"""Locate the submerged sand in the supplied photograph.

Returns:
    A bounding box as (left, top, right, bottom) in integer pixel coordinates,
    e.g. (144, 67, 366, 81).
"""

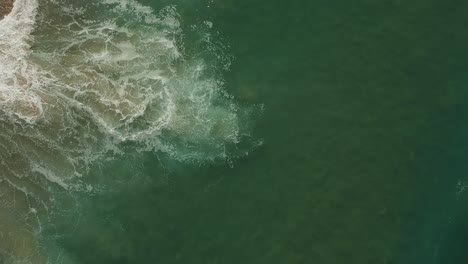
(0, 0, 14, 19)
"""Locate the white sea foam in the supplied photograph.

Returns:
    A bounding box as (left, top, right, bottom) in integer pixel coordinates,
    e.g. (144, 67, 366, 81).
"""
(0, 0, 260, 261)
(0, 0, 255, 189)
(0, 0, 41, 124)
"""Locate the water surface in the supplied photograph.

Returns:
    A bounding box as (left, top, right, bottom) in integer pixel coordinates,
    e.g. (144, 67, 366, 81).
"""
(1, 0, 468, 263)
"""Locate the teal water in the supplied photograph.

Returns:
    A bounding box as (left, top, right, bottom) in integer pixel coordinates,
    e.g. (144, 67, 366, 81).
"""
(2, 0, 468, 263)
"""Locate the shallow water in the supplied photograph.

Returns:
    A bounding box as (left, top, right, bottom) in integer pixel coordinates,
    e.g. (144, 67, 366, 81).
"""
(2, 0, 468, 263)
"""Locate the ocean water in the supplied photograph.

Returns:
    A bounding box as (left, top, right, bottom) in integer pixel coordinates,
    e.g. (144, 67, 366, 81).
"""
(1, 0, 468, 263)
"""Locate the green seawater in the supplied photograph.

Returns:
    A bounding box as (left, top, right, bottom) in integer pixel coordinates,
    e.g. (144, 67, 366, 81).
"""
(2, 0, 468, 263)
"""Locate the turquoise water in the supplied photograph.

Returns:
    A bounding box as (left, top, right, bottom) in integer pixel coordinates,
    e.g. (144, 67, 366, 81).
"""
(2, 0, 468, 263)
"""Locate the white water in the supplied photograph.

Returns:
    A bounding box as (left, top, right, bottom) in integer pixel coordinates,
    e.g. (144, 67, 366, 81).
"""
(0, 0, 260, 262)
(1, 0, 256, 190)
(0, 0, 41, 124)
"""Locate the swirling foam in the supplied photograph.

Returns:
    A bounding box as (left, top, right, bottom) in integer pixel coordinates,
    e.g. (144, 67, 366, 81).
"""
(0, 0, 260, 262)
(1, 0, 259, 192)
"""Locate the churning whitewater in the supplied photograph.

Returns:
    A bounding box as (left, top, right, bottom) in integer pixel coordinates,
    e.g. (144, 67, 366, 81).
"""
(1, 0, 257, 189)
(0, 0, 259, 262)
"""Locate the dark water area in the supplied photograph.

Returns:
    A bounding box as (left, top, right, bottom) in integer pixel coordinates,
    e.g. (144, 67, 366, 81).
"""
(0, 0, 14, 19)
(12, 0, 468, 263)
